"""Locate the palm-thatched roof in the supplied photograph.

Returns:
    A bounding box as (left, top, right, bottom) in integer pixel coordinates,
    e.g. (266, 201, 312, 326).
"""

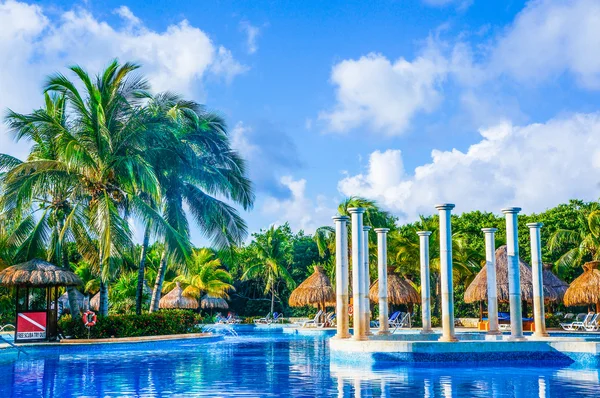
(464, 246, 558, 303)
(200, 294, 228, 309)
(0, 259, 82, 287)
(369, 270, 420, 305)
(543, 264, 569, 302)
(58, 289, 86, 312)
(564, 261, 600, 307)
(159, 282, 198, 309)
(90, 292, 99, 311)
(289, 266, 335, 308)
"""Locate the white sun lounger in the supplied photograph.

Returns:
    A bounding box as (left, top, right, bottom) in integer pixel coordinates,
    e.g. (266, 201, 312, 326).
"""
(561, 313, 593, 331)
(584, 314, 600, 332)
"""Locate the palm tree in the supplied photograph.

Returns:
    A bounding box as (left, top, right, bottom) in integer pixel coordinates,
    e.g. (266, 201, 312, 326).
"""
(146, 93, 254, 312)
(163, 248, 234, 305)
(242, 225, 295, 314)
(548, 207, 600, 272)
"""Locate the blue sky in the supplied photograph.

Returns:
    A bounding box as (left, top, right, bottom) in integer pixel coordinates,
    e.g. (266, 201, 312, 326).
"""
(2, 0, 600, 246)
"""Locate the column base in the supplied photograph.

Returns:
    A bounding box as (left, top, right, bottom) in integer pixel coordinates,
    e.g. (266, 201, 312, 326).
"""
(438, 335, 458, 342)
(352, 335, 368, 341)
(486, 330, 503, 336)
(377, 330, 391, 336)
(507, 335, 527, 341)
(333, 333, 352, 340)
(532, 332, 550, 338)
(420, 329, 435, 334)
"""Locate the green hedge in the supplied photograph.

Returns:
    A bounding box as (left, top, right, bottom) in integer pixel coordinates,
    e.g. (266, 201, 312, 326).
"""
(58, 309, 203, 339)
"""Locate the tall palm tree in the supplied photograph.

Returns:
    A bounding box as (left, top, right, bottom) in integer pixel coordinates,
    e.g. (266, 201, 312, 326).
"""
(242, 225, 295, 314)
(548, 207, 600, 272)
(163, 248, 234, 304)
(146, 93, 254, 312)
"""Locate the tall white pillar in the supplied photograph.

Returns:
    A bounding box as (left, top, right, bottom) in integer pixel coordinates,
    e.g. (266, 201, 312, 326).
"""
(502, 207, 525, 340)
(528, 222, 548, 337)
(363, 226, 372, 336)
(417, 231, 433, 334)
(375, 228, 390, 335)
(482, 228, 501, 335)
(333, 215, 351, 339)
(436, 204, 457, 342)
(348, 207, 366, 340)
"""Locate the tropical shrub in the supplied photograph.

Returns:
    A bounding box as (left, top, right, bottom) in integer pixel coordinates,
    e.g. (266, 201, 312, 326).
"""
(58, 309, 202, 339)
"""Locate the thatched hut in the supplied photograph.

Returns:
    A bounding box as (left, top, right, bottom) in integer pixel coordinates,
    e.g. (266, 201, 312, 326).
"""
(0, 259, 82, 342)
(289, 266, 335, 311)
(200, 294, 228, 310)
(464, 246, 558, 304)
(58, 289, 86, 314)
(368, 270, 420, 305)
(543, 264, 569, 302)
(90, 292, 100, 311)
(564, 261, 600, 313)
(159, 282, 198, 309)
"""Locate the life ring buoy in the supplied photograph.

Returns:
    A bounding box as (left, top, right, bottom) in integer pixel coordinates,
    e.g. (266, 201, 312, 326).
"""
(348, 305, 353, 316)
(83, 310, 97, 327)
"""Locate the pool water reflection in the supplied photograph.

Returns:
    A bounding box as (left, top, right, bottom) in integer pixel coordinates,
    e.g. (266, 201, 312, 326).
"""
(1, 329, 600, 397)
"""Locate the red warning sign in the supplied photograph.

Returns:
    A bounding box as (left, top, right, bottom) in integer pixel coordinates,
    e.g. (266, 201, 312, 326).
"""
(17, 312, 47, 340)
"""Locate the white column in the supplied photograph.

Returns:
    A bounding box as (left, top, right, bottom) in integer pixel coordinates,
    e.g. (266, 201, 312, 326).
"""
(417, 231, 433, 334)
(528, 222, 548, 337)
(333, 215, 351, 339)
(375, 228, 390, 335)
(502, 207, 525, 340)
(436, 203, 457, 342)
(363, 226, 372, 336)
(348, 207, 366, 340)
(482, 228, 501, 335)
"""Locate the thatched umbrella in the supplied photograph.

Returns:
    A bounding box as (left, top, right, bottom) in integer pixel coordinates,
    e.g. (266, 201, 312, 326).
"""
(200, 294, 228, 310)
(0, 259, 81, 287)
(58, 289, 86, 313)
(464, 245, 558, 304)
(368, 270, 420, 305)
(289, 266, 335, 311)
(564, 261, 600, 313)
(159, 282, 198, 309)
(543, 264, 569, 302)
(90, 292, 100, 311)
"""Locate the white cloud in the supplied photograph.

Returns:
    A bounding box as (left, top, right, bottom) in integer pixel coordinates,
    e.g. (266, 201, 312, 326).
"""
(338, 113, 600, 221)
(0, 1, 246, 158)
(490, 0, 600, 89)
(262, 176, 337, 233)
(240, 20, 260, 54)
(422, 0, 472, 10)
(319, 44, 448, 135)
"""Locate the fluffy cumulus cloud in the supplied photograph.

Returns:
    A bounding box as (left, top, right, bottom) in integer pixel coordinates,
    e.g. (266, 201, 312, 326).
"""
(338, 113, 600, 221)
(490, 0, 600, 89)
(239, 20, 260, 54)
(0, 1, 246, 158)
(319, 45, 448, 135)
(231, 121, 302, 198)
(261, 176, 337, 233)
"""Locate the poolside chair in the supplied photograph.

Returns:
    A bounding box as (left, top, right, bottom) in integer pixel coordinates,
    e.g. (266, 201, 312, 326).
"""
(563, 313, 575, 320)
(254, 313, 272, 325)
(319, 313, 335, 328)
(584, 314, 600, 332)
(302, 310, 324, 328)
(560, 312, 593, 331)
(389, 312, 405, 329)
(217, 314, 233, 324)
(271, 312, 283, 323)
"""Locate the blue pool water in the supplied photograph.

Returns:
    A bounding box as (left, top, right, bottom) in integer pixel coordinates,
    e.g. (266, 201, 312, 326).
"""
(1, 328, 600, 397)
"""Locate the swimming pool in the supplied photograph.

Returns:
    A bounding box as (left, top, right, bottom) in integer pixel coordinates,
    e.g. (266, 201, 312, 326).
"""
(1, 328, 600, 397)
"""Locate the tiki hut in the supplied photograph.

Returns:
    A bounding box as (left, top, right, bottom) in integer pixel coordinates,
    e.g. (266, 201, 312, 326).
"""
(58, 289, 86, 314)
(0, 259, 81, 287)
(368, 270, 420, 305)
(464, 245, 558, 304)
(564, 261, 600, 313)
(90, 292, 100, 311)
(200, 294, 228, 310)
(0, 259, 82, 342)
(159, 282, 198, 309)
(289, 266, 335, 311)
(543, 264, 569, 302)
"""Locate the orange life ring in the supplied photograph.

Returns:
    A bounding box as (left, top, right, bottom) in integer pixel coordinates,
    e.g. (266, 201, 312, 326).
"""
(348, 305, 353, 316)
(83, 310, 97, 327)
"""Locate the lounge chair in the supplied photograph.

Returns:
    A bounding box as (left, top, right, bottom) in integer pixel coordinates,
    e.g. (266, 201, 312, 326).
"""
(271, 312, 283, 323)
(216, 314, 233, 324)
(584, 314, 600, 332)
(254, 313, 272, 325)
(302, 310, 324, 328)
(319, 313, 335, 328)
(563, 313, 575, 320)
(390, 312, 409, 329)
(561, 312, 593, 331)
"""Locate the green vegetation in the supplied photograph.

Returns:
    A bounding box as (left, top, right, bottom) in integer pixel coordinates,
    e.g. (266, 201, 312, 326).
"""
(0, 60, 598, 337)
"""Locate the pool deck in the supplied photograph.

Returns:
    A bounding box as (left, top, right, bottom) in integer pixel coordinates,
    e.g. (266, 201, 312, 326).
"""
(329, 332, 600, 366)
(0, 332, 221, 350)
